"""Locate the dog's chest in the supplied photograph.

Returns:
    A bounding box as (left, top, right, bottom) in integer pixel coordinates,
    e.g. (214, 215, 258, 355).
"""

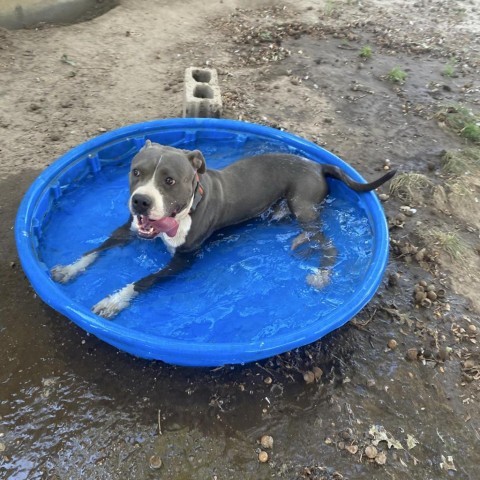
(160, 215, 192, 252)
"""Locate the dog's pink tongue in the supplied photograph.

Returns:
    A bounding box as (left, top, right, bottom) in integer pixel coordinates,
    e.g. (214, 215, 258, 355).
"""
(149, 217, 179, 237)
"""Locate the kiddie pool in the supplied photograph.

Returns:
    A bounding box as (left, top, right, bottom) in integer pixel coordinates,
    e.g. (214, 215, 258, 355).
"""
(15, 118, 389, 366)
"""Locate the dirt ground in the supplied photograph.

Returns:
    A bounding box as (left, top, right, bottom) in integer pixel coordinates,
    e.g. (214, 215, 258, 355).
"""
(1, 0, 480, 478)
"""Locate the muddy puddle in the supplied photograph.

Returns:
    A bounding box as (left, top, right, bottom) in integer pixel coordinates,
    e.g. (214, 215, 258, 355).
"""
(1, 0, 479, 479)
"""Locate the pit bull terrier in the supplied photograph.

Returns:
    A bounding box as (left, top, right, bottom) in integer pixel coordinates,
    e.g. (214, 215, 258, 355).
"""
(51, 140, 395, 318)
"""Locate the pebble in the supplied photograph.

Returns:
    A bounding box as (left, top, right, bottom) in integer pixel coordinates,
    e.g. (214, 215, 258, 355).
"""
(0, 442, 5, 452)
(464, 359, 475, 369)
(387, 339, 398, 350)
(378, 193, 390, 202)
(468, 324, 477, 334)
(364, 445, 378, 459)
(375, 451, 387, 465)
(303, 371, 316, 384)
(345, 445, 358, 455)
(260, 435, 274, 449)
(149, 455, 162, 469)
(427, 291, 437, 301)
(258, 450, 269, 463)
(406, 348, 419, 361)
(312, 366, 323, 379)
(367, 378, 376, 388)
(264, 376, 273, 385)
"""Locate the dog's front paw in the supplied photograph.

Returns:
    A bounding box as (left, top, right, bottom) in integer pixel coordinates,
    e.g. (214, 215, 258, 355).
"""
(51, 252, 99, 283)
(51, 264, 75, 283)
(92, 284, 138, 319)
(306, 268, 331, 290)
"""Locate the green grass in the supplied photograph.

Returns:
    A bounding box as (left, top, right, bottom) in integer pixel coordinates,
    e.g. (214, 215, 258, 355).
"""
(436, 106, 480, 143)
(429, 229, 467, 260)
(442, 59, 457, 77)
(387, 67, 407, 83)
(324, 0, 337, 16)
(359, 46, 373, 59)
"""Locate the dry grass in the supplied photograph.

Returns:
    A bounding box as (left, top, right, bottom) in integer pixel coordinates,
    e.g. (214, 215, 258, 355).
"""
(427, 229, 467, 260)
(389, 172, 432, 202)
(441, 148, 480, 175)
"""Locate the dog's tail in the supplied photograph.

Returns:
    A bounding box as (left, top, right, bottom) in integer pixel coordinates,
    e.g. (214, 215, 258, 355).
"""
(322, 165, 396, 192)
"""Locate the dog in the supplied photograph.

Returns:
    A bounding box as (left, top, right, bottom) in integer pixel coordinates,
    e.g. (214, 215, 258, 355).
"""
(51, 140, 395, 318)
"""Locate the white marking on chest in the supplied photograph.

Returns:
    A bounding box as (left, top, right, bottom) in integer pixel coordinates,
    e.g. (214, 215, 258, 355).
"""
(161, 214, 192, 251)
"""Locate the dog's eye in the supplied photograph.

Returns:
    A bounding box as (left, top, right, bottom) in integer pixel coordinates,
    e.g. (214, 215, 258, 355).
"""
(165, 177, 175, 186)
(132, 168, 141, 177)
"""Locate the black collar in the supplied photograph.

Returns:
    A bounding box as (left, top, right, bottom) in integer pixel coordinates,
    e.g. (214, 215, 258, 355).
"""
(190, 173, 204, 213)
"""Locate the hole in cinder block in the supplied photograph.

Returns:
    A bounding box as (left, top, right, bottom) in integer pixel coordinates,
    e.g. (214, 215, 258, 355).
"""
(194, 85, 214, 99)
(192, 69, 212, 83)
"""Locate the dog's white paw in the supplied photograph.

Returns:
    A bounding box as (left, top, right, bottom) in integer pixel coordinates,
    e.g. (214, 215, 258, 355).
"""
(306, 268, 331, 290)
(51, 252, 98, 283)
(92, 284, 138, 319)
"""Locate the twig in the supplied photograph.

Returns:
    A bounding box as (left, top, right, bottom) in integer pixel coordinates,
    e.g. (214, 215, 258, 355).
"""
(158, 409, 162, 435)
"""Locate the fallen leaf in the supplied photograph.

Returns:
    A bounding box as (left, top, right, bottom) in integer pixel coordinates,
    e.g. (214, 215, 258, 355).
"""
(406, 434, 419, 450)
(369, 425, 404, 450)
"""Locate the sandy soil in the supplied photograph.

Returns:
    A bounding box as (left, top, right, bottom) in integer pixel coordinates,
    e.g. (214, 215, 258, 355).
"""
(1, 0, 479, 479)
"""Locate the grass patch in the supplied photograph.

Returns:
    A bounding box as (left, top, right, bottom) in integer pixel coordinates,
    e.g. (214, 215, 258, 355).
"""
(441, 148, 480, 175)
(436, 106, 480, 143)
(428, 229, 467, 260)
(389, 172, 432, 202)
(442, 57, 457, 77)
(324, 0, 337, 16)
(359, 46, 373, 59)
(387, 67, 407, 83)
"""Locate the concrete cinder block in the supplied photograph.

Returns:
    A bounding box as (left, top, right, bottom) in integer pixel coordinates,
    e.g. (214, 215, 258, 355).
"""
(183, 67, 222, 118)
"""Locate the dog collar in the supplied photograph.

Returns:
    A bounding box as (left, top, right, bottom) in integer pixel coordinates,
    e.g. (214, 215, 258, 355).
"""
(190, 173, 204, 213)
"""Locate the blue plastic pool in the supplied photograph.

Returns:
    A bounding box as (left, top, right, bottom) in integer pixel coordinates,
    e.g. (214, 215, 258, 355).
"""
(15, 118, 389, 366)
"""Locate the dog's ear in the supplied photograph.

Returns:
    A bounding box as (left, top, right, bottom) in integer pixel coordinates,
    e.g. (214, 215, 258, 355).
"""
(141, 139, 153, 150)
(186, 150, 206, 174)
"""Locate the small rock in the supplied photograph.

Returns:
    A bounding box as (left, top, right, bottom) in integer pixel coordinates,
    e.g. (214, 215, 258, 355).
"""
(258, 450, 269, 463)
(378, 193, 390, 202)
(149, 455, 162, 470)
(375, 451, 387, 465)
(345, 445, 358, 455)
(427, 291, 437, 301)
(364, 445, 378, 459)
(49, 133, 61, 142)
(260, 435, 274, 449)
(0, 442, 5, 452)
(464, 359, 475, 369)
(406, 348, 418, 361)
(264, 376, 272, 385)
(367, 378, 376, 388)
(387, 339, 398, 350)
(98, 127, 107, 133)
(312, 366, 323, 380)
(303, 371, 315, 384)
(468, 324, 477, 334)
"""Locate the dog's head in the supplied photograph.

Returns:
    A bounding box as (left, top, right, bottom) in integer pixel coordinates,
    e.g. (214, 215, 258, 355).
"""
(129, 141, 206, 239)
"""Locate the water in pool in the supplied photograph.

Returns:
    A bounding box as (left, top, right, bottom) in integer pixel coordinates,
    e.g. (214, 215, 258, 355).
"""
(39, 142, 374, 345)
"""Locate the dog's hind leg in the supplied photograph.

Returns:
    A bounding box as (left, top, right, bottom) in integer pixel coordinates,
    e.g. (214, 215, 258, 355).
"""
(92, 251, 195, 319)
(289, 200, 337, 289)
(51, 218, 134, 283)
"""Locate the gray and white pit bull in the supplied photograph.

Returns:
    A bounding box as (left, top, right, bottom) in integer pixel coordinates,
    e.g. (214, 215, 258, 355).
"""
(51, 140, 395, 318)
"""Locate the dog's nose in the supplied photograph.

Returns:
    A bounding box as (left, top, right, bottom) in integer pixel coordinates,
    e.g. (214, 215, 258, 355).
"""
(131, 193, 152, 214)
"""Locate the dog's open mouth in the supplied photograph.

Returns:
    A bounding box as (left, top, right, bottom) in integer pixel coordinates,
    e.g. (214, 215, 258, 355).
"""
(136, 215, 179, 239)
